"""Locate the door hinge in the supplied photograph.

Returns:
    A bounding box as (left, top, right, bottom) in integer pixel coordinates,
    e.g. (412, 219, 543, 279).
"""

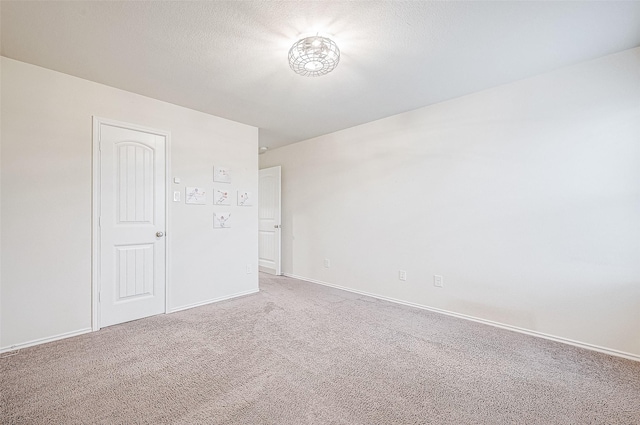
(98, 291, 101, 302)
(98, 216, 102, 227)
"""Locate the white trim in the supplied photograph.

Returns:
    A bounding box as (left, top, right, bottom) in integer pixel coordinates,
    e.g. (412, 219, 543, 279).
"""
(0, 328, 92, 354)
(169, 288, 259, 313)
(91, 116, 171, 331)
(284, 273, 640, 363)
(91, 117, 100, 331)
(274, 166, 282, 276)
(259, 265, 277, 275)
(164, 126, 172, 316)
(0, 288, 259, 352)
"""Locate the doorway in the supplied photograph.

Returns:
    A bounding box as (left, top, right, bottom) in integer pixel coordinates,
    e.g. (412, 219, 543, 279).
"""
(258, 166, 281, 275)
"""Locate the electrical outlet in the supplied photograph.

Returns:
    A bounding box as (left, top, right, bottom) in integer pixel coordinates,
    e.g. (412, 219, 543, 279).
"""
(246, 264, 252, 274)
(399, 270, 407, 281)
(434, 275, 443, 288)
(324, 259, 330, 268)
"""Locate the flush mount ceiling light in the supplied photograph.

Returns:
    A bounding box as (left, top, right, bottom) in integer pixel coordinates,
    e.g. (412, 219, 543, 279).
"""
(288, 35, 340, 77)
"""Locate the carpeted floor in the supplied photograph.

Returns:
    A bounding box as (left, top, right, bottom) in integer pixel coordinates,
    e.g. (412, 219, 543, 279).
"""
(2, 274, 639, 424)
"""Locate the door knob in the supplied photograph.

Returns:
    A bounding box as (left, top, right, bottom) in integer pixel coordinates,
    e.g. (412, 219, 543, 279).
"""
(156, 231, 164, 237)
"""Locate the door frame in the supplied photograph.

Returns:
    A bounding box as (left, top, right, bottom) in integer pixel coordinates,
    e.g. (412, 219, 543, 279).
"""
(91, 116, 171, 331)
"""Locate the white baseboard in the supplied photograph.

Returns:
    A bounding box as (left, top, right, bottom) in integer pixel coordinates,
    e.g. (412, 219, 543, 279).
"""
(0, 290, 260, 354)
(284, 273, 640, 363)
(259, 266, 277, 274)
(0, 327, 92, 354)
(169, 288, 259, 313)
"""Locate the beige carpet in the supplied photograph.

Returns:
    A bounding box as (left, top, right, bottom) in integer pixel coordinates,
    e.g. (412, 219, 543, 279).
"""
(2, 274, 639, 424)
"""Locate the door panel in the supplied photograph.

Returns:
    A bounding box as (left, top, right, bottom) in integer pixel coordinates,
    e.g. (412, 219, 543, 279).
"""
(115, 244, 154, 300)
(258, 166, 281, 275)
(99, 122, 166, 327)
(117, 143, 154, 223)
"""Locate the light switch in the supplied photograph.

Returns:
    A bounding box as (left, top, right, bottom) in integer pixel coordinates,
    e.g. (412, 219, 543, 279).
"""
(173, 177, 181, 184)
(173, 191, 181, 202)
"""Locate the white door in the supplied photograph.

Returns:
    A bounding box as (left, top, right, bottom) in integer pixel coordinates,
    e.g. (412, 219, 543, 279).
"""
(259, 166, 281, 275)
(97, 120, 166, 327)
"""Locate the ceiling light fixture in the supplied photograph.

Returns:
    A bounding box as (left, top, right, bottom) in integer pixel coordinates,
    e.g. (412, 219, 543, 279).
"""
(288, 35, 340, 77)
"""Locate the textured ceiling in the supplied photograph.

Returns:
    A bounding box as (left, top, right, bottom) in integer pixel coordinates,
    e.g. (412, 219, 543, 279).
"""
(2, 1, 640, 149)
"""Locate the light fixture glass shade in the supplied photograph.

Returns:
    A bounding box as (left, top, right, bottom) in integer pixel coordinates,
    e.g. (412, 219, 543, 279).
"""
(288, 35, 340, 77)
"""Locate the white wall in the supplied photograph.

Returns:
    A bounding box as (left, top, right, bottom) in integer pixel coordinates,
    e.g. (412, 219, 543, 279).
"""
(260, 47, 640, 358)
(1, 57, 258, 350)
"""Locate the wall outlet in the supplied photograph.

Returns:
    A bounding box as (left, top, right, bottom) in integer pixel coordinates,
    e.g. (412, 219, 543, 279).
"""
(434, 275, 443, 288)
(324, 259, 330, 268)
(399, 270, 407, 281)
(246, 264, 252, 274)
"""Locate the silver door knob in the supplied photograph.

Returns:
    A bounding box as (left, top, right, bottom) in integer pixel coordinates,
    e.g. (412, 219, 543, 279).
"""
(156, 231, 164, 237)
